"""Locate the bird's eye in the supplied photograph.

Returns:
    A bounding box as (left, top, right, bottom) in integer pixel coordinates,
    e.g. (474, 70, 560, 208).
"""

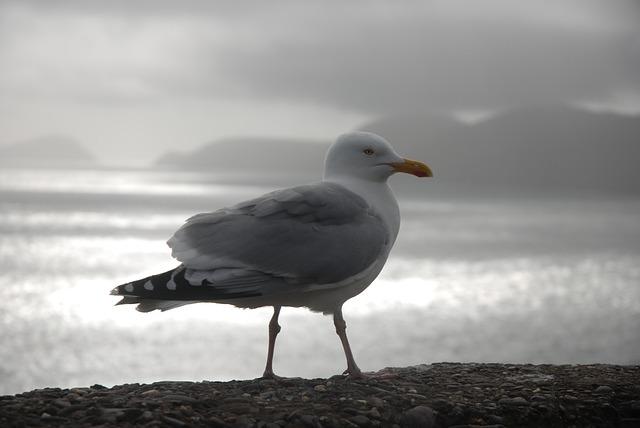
(363, 148, 375, 156)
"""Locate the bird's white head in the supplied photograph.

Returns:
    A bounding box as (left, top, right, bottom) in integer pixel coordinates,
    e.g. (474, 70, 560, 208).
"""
(323, 132, 433, 182)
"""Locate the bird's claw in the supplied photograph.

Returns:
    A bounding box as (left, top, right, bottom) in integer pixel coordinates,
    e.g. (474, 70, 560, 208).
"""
(261, 371, 284, 381)
(342, 368, 365, 380)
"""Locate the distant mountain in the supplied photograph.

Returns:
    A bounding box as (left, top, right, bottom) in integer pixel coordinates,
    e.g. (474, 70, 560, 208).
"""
(359, 106, 640, 193)
(155, 137, 330, 181)
(154, 106, 640, 194)
(0, 135, 97, 168)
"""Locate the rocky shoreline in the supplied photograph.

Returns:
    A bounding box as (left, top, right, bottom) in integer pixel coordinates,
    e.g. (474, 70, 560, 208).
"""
(1, 363, 639, 427)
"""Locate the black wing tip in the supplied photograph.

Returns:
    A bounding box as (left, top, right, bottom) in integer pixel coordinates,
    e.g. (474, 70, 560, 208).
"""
(135, 302, 161, 312)
(115, 296, 140, 306)
(109, 266, 265, 304)
(113, 296, 167, 312)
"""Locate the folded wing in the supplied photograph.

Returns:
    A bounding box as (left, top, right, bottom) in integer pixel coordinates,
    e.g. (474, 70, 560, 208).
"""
(168, 182, 389, 287)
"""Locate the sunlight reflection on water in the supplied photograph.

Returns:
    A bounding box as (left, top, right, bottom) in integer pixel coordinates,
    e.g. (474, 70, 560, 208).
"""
(0, 168, 263, 196)
(0, 211, 184, 231)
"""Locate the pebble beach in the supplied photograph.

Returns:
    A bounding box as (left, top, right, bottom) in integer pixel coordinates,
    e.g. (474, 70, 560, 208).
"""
(2, 363, 639, 427)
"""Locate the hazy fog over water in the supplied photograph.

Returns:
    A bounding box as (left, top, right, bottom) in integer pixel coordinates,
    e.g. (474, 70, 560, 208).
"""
(0, 0, 639, 394)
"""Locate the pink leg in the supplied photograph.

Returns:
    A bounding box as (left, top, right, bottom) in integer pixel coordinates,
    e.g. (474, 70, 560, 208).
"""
(262, 306, 282, 379)
(333, 306, 363, 377)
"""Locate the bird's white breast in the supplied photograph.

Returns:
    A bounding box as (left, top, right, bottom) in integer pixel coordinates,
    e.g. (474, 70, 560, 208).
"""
(325, 177, 401, 245)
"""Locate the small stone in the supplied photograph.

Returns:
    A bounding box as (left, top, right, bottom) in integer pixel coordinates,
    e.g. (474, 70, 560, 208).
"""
(164, 394, 197, 403)
(314, 384, 327, 392)
(407, 393, 427, 400)
(595, 385, 614, 394)
(300, 414, 317, 426)
(162, 415, 187, 426)
(401, 405, 436, 428)
(368, 396, 385, 408)
(342, 419, 359, 428)
(487, 414, 505, 424)
(53, 398, 71, 408)
(122, 408, 144, 420)
(498, 397, 529, 406)
(533, 376, 554, 386)
(235, 415, 253, 427)
(65, 392, 81, 402)
(100, 408, 125, 424)
(208, 416, 228, 427)
(226, 404, 252, 414)
(350, 414, 371, 427)
(259, 390, 276, 400)
(141, 389, 161, 396)
(222, 397, 250, 405)
(431, 399, 452, 411)
(368, 407, 381, 419)
(54, 404, 79, 417)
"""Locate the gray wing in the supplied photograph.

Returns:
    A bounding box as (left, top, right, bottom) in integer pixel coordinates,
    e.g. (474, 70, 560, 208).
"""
(167, 182, 389, 286)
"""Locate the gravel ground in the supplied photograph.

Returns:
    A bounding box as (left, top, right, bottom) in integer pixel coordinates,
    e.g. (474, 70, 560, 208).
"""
(1, 363, 639, 427)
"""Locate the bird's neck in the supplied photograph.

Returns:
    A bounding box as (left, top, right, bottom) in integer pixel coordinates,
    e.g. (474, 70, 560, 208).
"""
(325, 176, 400, 243)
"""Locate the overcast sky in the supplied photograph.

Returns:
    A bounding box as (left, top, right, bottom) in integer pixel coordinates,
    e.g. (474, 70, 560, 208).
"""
(0, 0, 638, 165)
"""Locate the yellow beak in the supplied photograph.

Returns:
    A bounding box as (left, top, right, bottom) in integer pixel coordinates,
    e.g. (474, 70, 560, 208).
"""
(391, 158, 433, 177)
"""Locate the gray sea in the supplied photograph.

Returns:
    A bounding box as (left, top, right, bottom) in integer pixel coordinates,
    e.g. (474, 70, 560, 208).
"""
(1, 167, 639, 395)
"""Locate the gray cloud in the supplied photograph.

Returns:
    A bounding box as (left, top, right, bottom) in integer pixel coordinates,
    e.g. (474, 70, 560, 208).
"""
(210, 1, 640, 114)
(0, 0, 638, 164)
(1, 0, 638, 115)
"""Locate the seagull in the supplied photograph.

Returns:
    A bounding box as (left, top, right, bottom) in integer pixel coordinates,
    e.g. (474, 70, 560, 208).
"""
(111, 132, 432, 378)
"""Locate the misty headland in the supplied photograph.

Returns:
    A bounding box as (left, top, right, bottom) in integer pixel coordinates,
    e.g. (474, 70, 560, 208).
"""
(152, 106, 640, 195)
(3, 105, 638, 196)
